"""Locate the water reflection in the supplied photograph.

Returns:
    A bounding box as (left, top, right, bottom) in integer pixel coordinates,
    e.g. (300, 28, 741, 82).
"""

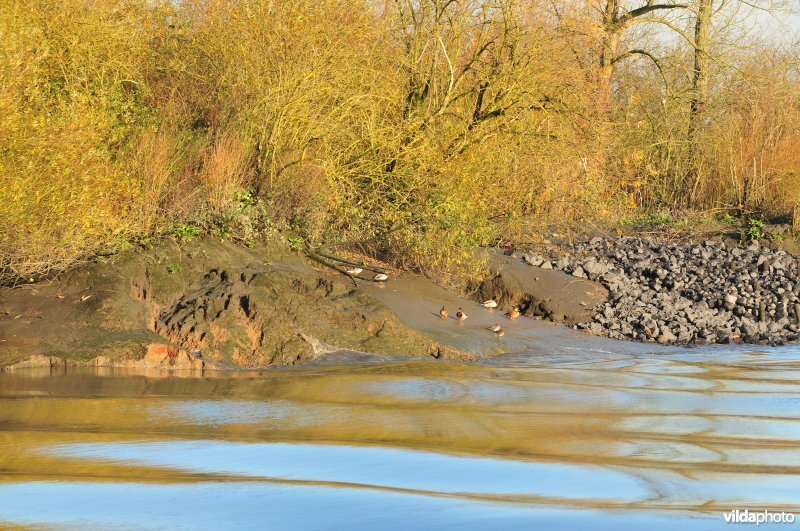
(0, 481, 723, 530)
(0, 345, 799, 528)
(46, 440, 649, 501)
(148, 399, 346, 428)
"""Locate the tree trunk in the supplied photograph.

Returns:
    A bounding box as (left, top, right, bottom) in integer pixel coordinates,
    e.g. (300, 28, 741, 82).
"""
(597, 0, 621, 117)
(688, 0, 712, 166)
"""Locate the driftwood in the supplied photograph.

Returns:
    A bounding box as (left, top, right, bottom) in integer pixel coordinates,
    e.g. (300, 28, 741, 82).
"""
(304, 250, 358, 286)
(305, 242, 387, 284)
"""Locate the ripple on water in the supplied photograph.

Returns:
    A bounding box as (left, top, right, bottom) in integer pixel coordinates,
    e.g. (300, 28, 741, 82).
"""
(354, 375, 643, 410)
(44, 441, 651, 503)
(621, 414, 800, 441)
(2, 343, 800, 529)
(356, 378, 468, 402)
(0, 481, 724, 531)
(147, 399, 348, 427)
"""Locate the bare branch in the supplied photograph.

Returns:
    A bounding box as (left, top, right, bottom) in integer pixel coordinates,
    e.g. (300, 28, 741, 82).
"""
(617, 3, 688, 26)
(612, 48, 674, 98)
(628, 16, 698, 47)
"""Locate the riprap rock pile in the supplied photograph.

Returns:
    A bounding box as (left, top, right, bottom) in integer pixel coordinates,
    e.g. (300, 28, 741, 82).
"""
(522, 237, 800, 345)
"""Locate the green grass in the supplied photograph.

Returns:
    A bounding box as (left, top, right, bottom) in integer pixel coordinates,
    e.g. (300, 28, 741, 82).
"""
(622, 213, 675, 229)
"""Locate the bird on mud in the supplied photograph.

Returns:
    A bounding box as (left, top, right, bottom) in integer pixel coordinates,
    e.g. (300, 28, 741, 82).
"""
(481, 299, 498, 309)
(455, 308, 468, 321)
(505, 306, 521, 320)
(346, 267, 363, 275)
(493, 329, 505, 337)
(487, 323, 502, 332)
(439, 306, 448, 319)
(373, 273, 388, 282)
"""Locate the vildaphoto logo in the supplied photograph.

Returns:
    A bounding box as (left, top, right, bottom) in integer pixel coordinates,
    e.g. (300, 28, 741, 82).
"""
(723, 509, 796, 525)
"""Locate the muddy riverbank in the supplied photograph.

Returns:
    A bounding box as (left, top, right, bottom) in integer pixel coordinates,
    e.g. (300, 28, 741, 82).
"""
(0, 239, 485, 369)
(2, 237, 619, 370)
(3, 232, 798, 371)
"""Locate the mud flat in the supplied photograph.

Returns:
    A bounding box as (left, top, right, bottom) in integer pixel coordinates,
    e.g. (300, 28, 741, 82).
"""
(0, 239, 475, 370)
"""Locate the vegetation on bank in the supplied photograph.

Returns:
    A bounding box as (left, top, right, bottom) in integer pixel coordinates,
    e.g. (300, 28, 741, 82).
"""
(1, 0, 798, 285)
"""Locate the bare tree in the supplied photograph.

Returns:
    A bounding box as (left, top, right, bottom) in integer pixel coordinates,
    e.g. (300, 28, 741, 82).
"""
(596, 0, 690, 112)
(685, 0, 790, 188)
(686, 0, 712, 174)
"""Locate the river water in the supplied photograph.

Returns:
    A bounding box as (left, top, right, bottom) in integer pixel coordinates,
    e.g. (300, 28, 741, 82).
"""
(1, 345, 799, 529)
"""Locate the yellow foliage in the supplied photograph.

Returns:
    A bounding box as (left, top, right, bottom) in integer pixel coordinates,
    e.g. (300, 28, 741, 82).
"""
(2, 0, 798, 284)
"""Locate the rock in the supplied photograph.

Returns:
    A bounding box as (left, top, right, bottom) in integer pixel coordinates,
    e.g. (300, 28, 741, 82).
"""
(562, 235, 799, 345)
(657, 327, 677, 344)
(741, 321, 758, 339)
(583, 259, 607, 280)
(522, 254, 544, 267)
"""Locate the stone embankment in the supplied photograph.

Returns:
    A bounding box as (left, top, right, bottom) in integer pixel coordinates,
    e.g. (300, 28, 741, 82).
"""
(521, 237, 800, 345)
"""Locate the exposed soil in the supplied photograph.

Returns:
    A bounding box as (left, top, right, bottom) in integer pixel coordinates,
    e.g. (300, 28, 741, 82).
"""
(10, 233, 745, 371)
(471, 251, 608, 324)
(0, 239, 471, 370)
